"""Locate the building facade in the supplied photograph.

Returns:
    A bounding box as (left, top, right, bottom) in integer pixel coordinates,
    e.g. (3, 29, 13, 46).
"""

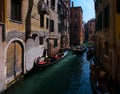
(0, 0, 27, 92)
(94, 0, 120, 91)
(87, 18, 95, 44)
(58, 0, 70, 50)
(0, 0, 70, 92)
(70, 2, 83, 46)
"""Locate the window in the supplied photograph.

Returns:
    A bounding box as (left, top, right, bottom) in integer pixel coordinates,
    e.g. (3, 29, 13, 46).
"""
(104, 42, 108, 55)
(89, 30, 92, 34)
(89, 23, 92, 26)
(39, 37, 43, 45)
(75, 14, 78, 22)
(58, 23, 61, 33)
(51, 0, 55, 9)
(98, 12, 102, 30)
(47, 0, 49, 6)
(50, 19, 54, 32)
(74, 25, 78, 32)
(103, 4, 110, 29)
(46, 18, 49, 29)
(95, 20, 98, 31)
(54, 39, 57, 47)
(32, 34, 38, 40)
(74, 34, 77, 38)
(100, 0, 102, 3)
(0, 0, 5, 22)
(57, 3, 61, 13)
(116, 0, 120, 13)
(75, 8, 78, 11)
(40, 14, 44, 27)
(11, 0, 22, 21)
(75, 14, 77, 18)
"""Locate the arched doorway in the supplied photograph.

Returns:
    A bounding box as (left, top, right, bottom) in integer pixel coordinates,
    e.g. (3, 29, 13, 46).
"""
(6, 41, 24, 81)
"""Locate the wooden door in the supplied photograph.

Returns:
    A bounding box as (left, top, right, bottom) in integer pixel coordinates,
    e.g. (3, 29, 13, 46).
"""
(6, 42, 23, 80)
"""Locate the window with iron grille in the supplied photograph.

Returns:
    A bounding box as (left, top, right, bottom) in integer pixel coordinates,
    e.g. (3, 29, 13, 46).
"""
(11, 0, 22, 21)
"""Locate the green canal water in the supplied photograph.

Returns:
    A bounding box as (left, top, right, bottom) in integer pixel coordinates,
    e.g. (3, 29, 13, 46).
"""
(4, 51, 93, 94)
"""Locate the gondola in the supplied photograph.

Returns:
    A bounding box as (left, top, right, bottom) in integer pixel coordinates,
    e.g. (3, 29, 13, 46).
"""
(87, 47, 95, 60)
(34, 51, 68, 68)
(72, 46, 86, 55)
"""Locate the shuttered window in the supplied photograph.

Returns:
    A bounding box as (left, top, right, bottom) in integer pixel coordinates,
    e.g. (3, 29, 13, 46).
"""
(0, 1, 5, 22)
(104, 42, 108, 55)
(51, 0, 55, 9)
(58, 23, 61, 33)
(50, 19, 54, 32)
(116, 0, 120, 13)
(40, 14, 44, 27)
(11, 0, 22, 21)
(54, 39, 57, 47)
(98, 12, 102, 30)
(46, 18, 49, 29)
(103, 4, 110, 29)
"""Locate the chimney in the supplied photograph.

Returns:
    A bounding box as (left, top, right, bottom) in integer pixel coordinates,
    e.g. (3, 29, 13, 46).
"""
(72, 1, 74, 7)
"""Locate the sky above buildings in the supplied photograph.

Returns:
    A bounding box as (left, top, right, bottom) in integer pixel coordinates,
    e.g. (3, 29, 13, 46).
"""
(71, 0, 95, 23)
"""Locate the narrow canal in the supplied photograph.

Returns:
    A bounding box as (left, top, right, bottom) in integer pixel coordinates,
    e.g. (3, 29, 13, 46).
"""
(4, 51, 94, 94)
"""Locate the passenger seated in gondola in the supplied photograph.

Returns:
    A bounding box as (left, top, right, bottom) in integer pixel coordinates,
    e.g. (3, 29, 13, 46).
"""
(36, 56, 46, 65)
(44, 57, 51, 63)
(54, 54, 60, 60)
(49, 55, 56, 62)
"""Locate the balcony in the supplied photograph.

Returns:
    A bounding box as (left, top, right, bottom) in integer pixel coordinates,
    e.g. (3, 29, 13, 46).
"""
(38, 1, 49, 15)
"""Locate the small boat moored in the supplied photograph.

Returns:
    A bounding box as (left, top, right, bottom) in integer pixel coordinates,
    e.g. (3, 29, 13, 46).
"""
(90, 64, 114, 94)
(87, 47, 95, 60)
